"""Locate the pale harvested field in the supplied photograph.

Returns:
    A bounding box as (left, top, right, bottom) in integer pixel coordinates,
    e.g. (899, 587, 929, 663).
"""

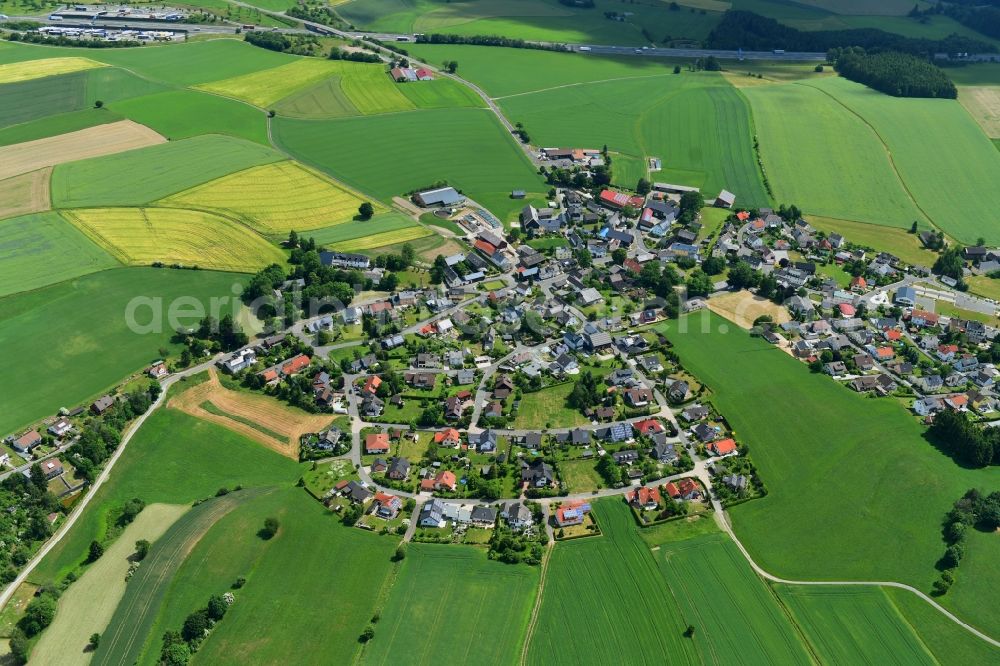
(0, 168, 51, 219)
(959, 86, 1000, 138)
(29, 504, 188, 666)
(169, 368, 332, 459)
(706, 289, 791, 330)
(0, 121, 165, 181)
(0, 57, 105, 84)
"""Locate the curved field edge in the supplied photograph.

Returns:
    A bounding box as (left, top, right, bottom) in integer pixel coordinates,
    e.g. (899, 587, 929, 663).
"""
(61, 207, 287, 273)
(29, 504, 189, 666)
(91, 488, 272, 665)
(657, 313, 1000, 637)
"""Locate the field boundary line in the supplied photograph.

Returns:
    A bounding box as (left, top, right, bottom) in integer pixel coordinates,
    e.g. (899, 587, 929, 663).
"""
(519, 542, 553, 666)
(493, 73, 677, 100)
(796, 81, 938, 234)
(710, 510, 1000, 649)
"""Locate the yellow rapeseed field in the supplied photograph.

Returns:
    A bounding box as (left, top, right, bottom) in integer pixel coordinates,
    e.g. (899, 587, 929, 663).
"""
(332, 225, 431, 252)
(62, 207, 286, 273)
(195, 58, 343, 108)
(161, 160, 382, 234)
(0, 57, 106, 84)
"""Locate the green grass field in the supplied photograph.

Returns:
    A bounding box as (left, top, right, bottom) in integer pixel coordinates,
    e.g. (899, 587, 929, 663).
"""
(887, 587, 1000, 665)
(749, 77, 1000, 243)
(0, 71, 89, 129)
(807, 215, 943, 267)
(405, 44, 678, 97)
(51, 134, 283, 208)
(341, 0, 720, 46)
(309, 212, 419, 245)
(656, 532, 813, 663)
(776, 586, 935, 664)
(527, 499, 699, 664)
(109, 89, 269, 144)
(500, 72, 770, 206)
(198, 58, 368, 109)
(273, 108, 545, 223)
(812, 77, 1000, 244)
(0, 108, 123, 146)
(0, 268, 246, 438)
(0, 211, 120, 298)
(177, 488, 396, 665)
(397, 77, 485, 109)
(93, 489, 269, 666)
(30, 409, 301, 585)
(362, 543, 538, 666)
(659, 312, 1000, 635)
(745, 80, 928, 229)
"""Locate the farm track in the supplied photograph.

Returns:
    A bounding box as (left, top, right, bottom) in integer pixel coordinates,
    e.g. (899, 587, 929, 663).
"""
(518, 542, 553, 666)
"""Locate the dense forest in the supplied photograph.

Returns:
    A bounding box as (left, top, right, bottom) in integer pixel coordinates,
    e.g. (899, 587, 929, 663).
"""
(832, 48, 957, 99)
(705, 10, 993, 55)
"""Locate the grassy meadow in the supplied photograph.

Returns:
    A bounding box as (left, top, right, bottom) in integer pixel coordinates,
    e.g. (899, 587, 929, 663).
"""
(526, 500, 699, 665)
(0, 268, 246, 437)
(0, 211, 120, 298)
(749, 77, 1000, 243)
(656, 533, 812, 663)
(776, 586, 935, 664)
(108, 89, 270, 144)
(340, 0, 720, 46)
(659, 312, 1000, 635)
(51, 135, 283, 208)
(499, 71, 770, 206)
(272, 108, 545, 223)
(362, 544, 538, 666)
(30, 409, 301, 585)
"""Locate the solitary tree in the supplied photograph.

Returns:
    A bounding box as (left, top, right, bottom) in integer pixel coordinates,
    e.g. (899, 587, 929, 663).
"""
(673, 65, 681, 74)
(88, 633, 101, 650)
(358, 202, 375, 219)
(910, 220, 918, 234)
(260, 516, 279, 539)
(684, 624, 696, 638)
(94, 100, 104, 109)
(87, 540, 104, 563)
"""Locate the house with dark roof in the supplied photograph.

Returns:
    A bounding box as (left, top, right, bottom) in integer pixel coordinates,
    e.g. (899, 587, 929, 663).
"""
(521, 459, 555, 487)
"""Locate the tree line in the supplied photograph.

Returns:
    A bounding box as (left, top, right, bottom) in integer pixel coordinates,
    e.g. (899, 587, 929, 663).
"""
(933, 488, 1000, 596)
(832, 48, 956, 99)
(928, 408, 998, 467)
(705, 10, 993, 56)
(414, 33, 570, 52)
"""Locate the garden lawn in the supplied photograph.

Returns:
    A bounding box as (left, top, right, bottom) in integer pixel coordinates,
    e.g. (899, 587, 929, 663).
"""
(0, 211, 120, 297)
(659, 312, 1000, 635)
(511, 383, 588, 429)
(558, 459, 601, 494)
(51, 135, 283, 208)
(182, 488, 396, 666)
(30, 409, 302, 585)
(0, 268, 247, 437)
(109, 89, 269, 144)
(526, 500, 698, 665)
(273, 108, 545, 223)
(775, 586, 935, 664)
(362, 544, 538, 666)
(656, 533, 812, 663)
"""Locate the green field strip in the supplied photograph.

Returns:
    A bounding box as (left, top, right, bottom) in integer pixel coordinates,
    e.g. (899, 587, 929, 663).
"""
(92, 488, 272, 666)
